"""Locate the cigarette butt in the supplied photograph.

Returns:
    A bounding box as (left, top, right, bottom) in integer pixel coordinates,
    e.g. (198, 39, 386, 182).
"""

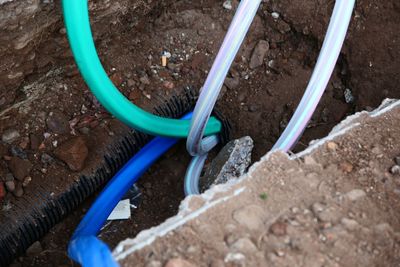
(162, 56, 167, 67)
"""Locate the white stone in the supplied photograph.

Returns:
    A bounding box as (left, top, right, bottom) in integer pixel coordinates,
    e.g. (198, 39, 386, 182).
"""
(345, 189, 366, 201)
(223, 0, 232, 10)
(233, 205, 264, 231)
(271, 12, 280, 19)
(230, 238, 258, 254)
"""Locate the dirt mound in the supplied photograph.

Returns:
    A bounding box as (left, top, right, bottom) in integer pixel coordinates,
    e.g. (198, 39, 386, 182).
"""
(116, 100, 400, 267)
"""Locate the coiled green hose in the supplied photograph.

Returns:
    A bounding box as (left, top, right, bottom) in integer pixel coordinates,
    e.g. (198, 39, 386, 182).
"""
(62, 0, 222, 138)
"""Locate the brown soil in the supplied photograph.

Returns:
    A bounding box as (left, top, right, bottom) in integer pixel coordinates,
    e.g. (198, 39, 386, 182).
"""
(117, 101, 400, 267)
(0, 0, 399, 266)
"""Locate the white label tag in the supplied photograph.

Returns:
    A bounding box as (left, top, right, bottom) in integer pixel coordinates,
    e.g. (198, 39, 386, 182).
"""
(107, 199, 131, 220)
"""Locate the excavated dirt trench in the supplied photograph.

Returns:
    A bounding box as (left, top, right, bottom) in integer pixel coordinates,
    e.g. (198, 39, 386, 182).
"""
(0, 0, 399, 266)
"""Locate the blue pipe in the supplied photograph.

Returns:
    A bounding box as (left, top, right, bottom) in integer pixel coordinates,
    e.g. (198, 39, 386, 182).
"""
(68, 113, 193, 266)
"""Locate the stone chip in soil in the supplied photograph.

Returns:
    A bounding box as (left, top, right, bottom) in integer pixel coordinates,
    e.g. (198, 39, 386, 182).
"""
(46, 111, 70, 134)
(5, 180, 15, 192)
(8, 157, 33, 181)
(13, 182, 24, 198)
(249, 40, 269, 69)
(201, 136, 254, 191)
(1, 129, 20, 144)
(54, 136, 88, 171)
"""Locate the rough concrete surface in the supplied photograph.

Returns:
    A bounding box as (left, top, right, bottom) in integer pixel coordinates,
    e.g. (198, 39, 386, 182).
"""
(114, 99, 400, 267)
(201, 136, 254, 191)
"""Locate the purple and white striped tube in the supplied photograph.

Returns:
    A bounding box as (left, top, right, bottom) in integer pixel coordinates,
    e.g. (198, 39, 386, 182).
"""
(273, 0, 355, 151)
(186, 0, 262, 156)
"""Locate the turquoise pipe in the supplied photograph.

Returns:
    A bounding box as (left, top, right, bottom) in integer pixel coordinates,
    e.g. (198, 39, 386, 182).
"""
(61, 0, 222, 138)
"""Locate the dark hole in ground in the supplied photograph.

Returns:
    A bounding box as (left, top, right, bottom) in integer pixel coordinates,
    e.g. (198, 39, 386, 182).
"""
(1, 0, 399, 266)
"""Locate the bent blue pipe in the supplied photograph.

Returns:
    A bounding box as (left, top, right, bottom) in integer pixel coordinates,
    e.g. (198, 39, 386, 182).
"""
(69, 236, 118, 267)
(68, 113, 193, 266)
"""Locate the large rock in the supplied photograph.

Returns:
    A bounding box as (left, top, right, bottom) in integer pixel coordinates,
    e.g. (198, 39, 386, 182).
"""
(200, 136, 253, 191)
(54, 137, 88, 171)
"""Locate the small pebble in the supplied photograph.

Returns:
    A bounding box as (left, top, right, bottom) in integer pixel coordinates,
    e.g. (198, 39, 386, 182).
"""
(230, 238, 258, 254)
(248, 104, 259, 113)
(346, 189, 366, 201)
(79, 127, 90, 135)
(139, 75, 150, 85)
(327, 142, 338, 151)
(10, 146, 27, 159)
(390, 165, 400, 175)
(13, 183, 24, 197)
(162, 51, 172, 58)
(127, 79, 136, 87)
(271, 12, 280, 19)
(5, 173, 14, 182)
(22, 176, 32, 187)
(275, 250, 285, 257)
(2, 129, 20, 144)
(46, 111, 70, 134)
(8, 157, 33, 181)
(312, 202, 325, 214)
(5, 180, 15, 192)
(340, 161, 354, 173)
(344, 88, 354, 104)
(41, 153, 54, 165)
(304, 156, 318, 165)
(26, 241, 43, 255)
(163, 81, 175, 90)
(224, 253, 245, 263)
(270, 221, 287, 236)
(233, 205, 264, 231)
(19, 137, 29, 149)
(395, 156, 400, 166)
(341, 217, 359, 231)
(249, 40, 270, 69)
(223, 0, 232, 10)
(224, 77, 239, 90)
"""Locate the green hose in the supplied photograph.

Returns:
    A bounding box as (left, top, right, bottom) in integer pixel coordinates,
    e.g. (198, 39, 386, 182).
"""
(61, 0, 222, 138)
